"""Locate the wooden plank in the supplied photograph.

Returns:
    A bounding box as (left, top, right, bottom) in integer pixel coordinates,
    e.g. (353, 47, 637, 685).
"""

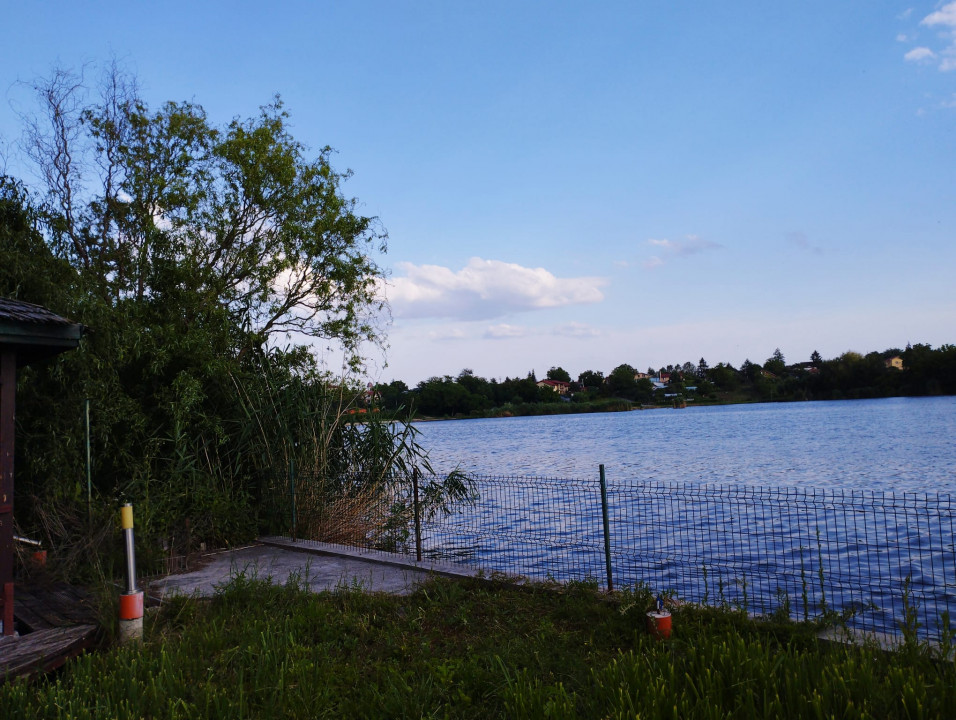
(0, 624, 98, 681)
(13, 584, 98, 632)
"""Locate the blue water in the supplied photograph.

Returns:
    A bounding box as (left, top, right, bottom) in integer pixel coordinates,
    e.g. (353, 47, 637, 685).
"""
(416, 397, 956, 491)
(412, 398, 956, 638)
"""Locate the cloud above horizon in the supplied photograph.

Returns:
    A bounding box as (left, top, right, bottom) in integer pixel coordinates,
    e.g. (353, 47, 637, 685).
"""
(905, 46, 937, 62)
(643, 234, 722, 269)
(906, 2, 956, 71)
(484, 323, 528, 339)
(386, 257, 607, 320)
(553, 321, 601, 338)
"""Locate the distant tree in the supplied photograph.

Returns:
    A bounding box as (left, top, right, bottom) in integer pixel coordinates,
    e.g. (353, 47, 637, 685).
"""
(578, 369, 604, 389)
(546, 366, 571, 383)
(707, 362, 739, 390)
(695, 378, 716, 395)
(456, 368, 492, 405)
(740, 359, 761, 381)
(376, 380, 410, 411)
(697, 357, 709, 378)
(810, 350, 822, 365)
(764, 349, 787, 375)
(607, 364, 640, 399)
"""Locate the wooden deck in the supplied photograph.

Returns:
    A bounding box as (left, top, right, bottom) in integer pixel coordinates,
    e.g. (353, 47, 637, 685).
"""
(0, 582, 101, 683)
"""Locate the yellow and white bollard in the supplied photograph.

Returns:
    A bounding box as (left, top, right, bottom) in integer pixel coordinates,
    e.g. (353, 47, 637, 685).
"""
(119, 503, 144, 643)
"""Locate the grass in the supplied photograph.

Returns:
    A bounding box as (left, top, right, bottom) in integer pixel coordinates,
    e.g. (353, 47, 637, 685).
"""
(3, 574, 954, 718)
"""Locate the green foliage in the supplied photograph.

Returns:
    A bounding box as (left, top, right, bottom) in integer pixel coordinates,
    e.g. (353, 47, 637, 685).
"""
(1, 65, 405, 568)
(2, 576, 954, 718)
(577, 369, 604, 390)
(546, 366, 571, 383)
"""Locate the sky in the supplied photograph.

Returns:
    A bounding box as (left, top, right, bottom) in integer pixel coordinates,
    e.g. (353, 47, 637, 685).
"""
(1, 1, 954, 385)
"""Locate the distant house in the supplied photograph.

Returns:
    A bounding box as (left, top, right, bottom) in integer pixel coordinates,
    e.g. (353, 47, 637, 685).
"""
(885, 356, 904, 370)
(537, 379, 571, 395)
(634, 372, 650, 380)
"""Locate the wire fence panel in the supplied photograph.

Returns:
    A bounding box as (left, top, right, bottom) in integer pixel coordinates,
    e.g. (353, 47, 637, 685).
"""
(420, 475, 610, 584)
(604, 483, 956, 640)
(262, 469, 956, 642)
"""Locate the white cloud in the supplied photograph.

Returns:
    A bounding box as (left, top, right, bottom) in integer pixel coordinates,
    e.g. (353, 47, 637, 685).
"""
(642, 234, 722, 269)
(553, 322, 600, 338)
(897, 33, 912, 42)
(922, 2, 956, 28)
(386, 257, 607, 320)
(484, 324, 528, 339)
(427, 328, 466, 341)
(648, 234, 722, 256)
(905, 46, 937, 62)
(915, 2, 956, 71)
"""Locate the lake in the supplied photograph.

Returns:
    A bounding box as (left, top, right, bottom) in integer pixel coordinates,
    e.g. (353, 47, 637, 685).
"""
(410, 397, 956, 638)
(415, 396, 956, 492)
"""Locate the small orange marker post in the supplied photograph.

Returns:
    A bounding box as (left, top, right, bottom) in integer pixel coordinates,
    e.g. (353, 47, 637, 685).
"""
(119, 503, 144, 643)
(646, 595, 672, 640)
(646, 610, 672, 640)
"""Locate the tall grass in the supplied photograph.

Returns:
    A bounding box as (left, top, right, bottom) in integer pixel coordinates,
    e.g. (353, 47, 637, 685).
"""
(234, 352, 475, 549)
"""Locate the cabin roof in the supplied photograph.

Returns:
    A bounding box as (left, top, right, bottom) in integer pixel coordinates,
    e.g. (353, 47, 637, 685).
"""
(0, 297, 83, 366)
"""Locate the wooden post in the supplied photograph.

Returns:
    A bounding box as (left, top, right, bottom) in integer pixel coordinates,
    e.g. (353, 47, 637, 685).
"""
(0, 349, 16, 635)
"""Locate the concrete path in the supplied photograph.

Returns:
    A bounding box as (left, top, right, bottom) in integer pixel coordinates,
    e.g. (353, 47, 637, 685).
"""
(149, 537, 479, 599)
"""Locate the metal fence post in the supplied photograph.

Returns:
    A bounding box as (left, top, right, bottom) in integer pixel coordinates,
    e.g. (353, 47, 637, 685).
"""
(289, 457, 297, 542)
(599, 464, 613, 592)
(413, 467, 423, 562)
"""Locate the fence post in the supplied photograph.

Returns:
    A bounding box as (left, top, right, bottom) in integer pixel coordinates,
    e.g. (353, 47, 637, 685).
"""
(599, 464, 613, 592)
(289, 457, 297, 542)
(413, 467, 423, 562)
(85, 399, 92, 522)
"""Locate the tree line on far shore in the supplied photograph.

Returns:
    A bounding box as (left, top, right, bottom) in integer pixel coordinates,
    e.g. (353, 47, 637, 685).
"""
(375, 345, 956, 418)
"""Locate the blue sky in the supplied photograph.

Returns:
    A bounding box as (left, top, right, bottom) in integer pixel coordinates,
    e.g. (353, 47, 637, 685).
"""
(2, 1, 954, 384)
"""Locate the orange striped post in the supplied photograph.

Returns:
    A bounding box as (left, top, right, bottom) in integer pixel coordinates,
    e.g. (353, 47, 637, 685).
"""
(119, 503, 144, 642)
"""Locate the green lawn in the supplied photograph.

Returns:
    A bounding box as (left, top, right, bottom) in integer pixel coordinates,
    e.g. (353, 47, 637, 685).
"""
(3, 574, 953, 718)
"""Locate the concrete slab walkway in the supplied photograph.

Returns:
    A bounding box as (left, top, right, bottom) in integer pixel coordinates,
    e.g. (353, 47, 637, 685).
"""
(149, 538, 479, 599)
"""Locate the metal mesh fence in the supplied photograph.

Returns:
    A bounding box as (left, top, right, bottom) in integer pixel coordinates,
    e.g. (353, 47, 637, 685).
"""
(264, 470, 956, 641)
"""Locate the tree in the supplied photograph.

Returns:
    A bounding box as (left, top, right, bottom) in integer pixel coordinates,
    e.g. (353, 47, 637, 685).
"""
(578, 369, 604, 390)
(23, 66, 386, 363)
(4, 66, 402, 555)
(707, 362, 739, 390)
(764, 349, 786, 376)
(810, 350, 822, 365)
(697, 357, 709, 378)
(546, 366, 571, 383)
(607, 364, 642, 400)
